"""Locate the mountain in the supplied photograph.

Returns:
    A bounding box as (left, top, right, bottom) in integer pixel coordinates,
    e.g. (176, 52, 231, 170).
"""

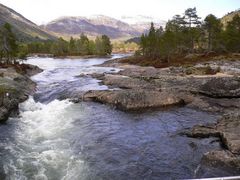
(221, 9, 240, 27)
(42, 15, 167, 39)
(120, 15, 166, 33)
(41, 15, 142, 39)
(0, 3, 56, 42)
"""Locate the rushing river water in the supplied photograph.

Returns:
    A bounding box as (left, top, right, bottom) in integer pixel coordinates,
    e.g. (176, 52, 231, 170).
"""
(0, 55, 236, 180)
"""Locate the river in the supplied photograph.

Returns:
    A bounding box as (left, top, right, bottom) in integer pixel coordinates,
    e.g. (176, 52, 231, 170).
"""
(0, 55, 235, 179)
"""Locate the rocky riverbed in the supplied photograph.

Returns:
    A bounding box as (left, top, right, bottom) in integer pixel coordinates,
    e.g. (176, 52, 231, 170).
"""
(0, 64, 42, 122)
(73, 57, 240, 172)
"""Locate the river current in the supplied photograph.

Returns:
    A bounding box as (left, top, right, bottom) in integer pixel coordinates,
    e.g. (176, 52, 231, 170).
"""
(0, 55, 235, 179)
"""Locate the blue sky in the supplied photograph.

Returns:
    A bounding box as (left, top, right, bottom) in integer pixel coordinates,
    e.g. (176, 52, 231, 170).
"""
(0, 0, 239, 24)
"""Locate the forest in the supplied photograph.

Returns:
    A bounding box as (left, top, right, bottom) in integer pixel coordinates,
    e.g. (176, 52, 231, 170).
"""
(27, 34, 112, 57)
(0, 24, 112, 64)
(138, 7, 240, 62)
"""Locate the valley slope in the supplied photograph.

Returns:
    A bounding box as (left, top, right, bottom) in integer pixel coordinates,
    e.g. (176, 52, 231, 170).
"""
(0, 3, 56, 42)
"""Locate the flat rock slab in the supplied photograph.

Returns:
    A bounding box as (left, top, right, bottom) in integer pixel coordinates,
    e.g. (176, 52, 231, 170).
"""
(83, 90, 184, 110)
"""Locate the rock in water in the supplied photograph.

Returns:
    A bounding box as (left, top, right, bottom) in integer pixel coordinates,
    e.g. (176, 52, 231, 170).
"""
(84, 90, 184, 110)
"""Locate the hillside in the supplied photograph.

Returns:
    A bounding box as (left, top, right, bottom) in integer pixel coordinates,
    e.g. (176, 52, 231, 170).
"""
(0, 3, 56, 42)
(221, 9, 240, 27)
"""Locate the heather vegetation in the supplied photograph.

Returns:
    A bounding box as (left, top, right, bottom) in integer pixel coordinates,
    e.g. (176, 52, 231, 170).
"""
(136, 8, 240, 64)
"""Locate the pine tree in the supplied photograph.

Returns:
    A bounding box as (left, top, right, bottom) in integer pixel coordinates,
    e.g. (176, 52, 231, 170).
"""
(184, 7, 202, 52)
(0, 29, 3, 61)
(69, 37, 76, 55)
(184, 7, 201, 28)
(204, 14, 222, 51)
(101, 35, 112, 55)
(77, 33, 89, 55)
(0, 23, 18, 63)
(224, 14, 240, 52)
(140, 34, 147, 56)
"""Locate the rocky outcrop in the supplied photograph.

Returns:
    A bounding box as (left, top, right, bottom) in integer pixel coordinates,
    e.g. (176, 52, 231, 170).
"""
(87, 58, 240, 112)
(83, 72, 240, 112)
(199, 77, 240, 98)
(83, 90, 184, 110)
(0, 65, 42, 122)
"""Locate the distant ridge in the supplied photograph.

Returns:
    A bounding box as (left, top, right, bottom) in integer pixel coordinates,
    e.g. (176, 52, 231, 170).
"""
(41, 15, 142, 39)
(41, 15, 167, 39)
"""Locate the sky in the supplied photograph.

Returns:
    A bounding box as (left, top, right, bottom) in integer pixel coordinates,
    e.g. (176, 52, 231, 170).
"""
(0, 0, 239, 25)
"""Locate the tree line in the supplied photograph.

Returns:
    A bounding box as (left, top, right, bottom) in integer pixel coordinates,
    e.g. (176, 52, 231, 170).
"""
(27, 34, 112, 57)
(0, 23, 112, 64)
(139, 7, 240, 61)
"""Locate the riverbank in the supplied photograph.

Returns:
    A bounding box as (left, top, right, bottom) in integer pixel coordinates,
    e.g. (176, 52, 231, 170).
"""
(0, 64, 42, 122)
(73, 55, 240, 172)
